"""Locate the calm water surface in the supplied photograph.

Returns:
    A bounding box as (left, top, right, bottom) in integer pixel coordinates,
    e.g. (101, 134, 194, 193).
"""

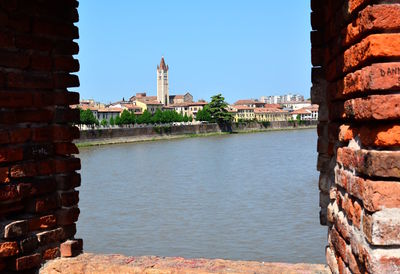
(76, 129, 326, 263)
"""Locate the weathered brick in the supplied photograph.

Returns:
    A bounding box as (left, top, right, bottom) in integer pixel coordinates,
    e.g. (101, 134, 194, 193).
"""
(27, 194, 58, 213)
(327, 34, 400, 81)
(1, 220, 28, 239)
(54, 142, 79, 155)
(363, 209, 400, 245)
(36, 227, 63, 245)
(19, 235, 38, 254)
(0, 241, 18, 257)
(0, 50, 30, 69)
(0, 184, 19, 201)
(54, 73, 80, 88)
(343, 95, 400, 120)
(56, 173, 81, 190)
(42, 246, 60, 260)
(13, 253, 41, 271)
(33, 19, 79, 39)
(58, 190, 79, 207)
(0, 146, 23, 163)
(337, 147, 400, 178)
(54, 56, 79, 72)
(28, 215, 57, 231)
(60, 239, 82, 257)
(343, 4, 400, 47)
(7, 71, 53, 89)
(56, 207, 79, 226)
(31, 54, 52, 70)
(336, 168, 400, 212)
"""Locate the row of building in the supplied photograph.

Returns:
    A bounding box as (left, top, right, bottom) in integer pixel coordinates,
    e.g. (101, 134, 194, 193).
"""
(228, 99, 318, 122)
(74, 57, 318, 123)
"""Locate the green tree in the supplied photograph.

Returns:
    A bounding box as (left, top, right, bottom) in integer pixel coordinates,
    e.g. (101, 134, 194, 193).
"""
(196, 106, 212, 122)
(115, 115, 122, 126)
(80, 109, 99, 125)
(120, 109, 133, 125)
(137, 110, 152, 124)
(207, 94, 232, 125)
(183, 114, 189, 122)
(100, 119, 108, 127)
(151, 109, 163, 124)
(109, 117, 115, 126)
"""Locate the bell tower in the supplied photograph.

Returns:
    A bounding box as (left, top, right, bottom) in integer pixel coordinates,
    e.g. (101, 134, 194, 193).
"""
(157, 56, 169, 105)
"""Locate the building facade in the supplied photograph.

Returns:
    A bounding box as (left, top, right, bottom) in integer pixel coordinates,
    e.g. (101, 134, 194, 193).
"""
(157, 56, 169, 105)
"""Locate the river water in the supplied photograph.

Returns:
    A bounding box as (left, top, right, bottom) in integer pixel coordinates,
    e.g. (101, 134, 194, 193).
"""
(76, 129, 326, 263)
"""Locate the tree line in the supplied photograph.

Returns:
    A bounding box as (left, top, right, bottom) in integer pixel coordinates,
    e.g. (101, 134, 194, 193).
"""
(79, 94, 233, 126)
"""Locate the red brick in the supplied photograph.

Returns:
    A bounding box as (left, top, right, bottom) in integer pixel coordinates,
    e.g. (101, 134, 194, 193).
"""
(53, 40, 79, 55)
(58, 190, 79, 207)
(0, 241, 18, 257)
(37, 227, 63, 245)
(54, 157, 81, 173)
(31, 54, 52, 70)
(54, 142, 79, 155)
(15, 34, 53, 52)
(1, 220, 28, 239)
(363, 210, 400, 245)
(13, 253, 41, 271)
(42, 246, 60, 260)
(28, 194, 58, 213)
(54, 56, 80, 72)
(0, 147, 23, 163)
(28, 215, 57, 231)
(336, 169, 400, 212)
(10, 163, 36, 178)
(0, 167, 9, 183)
(7, 71, 53, 89)
(343, 95, 400, 120)
(33, 20, 79, 39)
(344, 5, 400, 47)
(0, 185, 19, 201)
(327, 34, 400, 81)
(0, 50, 30, 69)
(60, 239, 82, 257)
(0, 91, 34, 108)
(54, 73, 80, 88)
(337, 147, 400, 178)
(9, 128, 31, 143)
(330, 228, 347, 264)
(56, 207, 79, 226)
(54, 108, 80, 123)
(56, 172, 81, 190)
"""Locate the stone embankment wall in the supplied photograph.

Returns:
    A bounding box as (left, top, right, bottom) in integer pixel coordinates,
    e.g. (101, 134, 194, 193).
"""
(78, 123, 221, 142)
(312, 0, 400, 273)
(0, 0, 82, 272)
(77, 121, 317, 143)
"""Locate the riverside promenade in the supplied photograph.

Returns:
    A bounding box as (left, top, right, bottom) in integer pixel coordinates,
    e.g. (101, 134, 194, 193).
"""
(41, 253, 330, 274)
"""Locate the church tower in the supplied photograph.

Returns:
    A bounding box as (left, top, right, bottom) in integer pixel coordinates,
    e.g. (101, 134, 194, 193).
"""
(157, 56, 169, 105)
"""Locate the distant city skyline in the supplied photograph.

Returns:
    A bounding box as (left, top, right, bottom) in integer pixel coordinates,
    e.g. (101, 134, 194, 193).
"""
(77, 1, 311, 104)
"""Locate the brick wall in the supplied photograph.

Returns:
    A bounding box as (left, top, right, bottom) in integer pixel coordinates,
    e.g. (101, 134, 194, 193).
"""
(312, 0, 400, 273)
(0, 0, 82, 272)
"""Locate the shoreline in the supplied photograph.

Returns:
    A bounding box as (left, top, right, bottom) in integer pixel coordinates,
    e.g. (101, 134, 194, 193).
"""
(76, 125, 316, 148)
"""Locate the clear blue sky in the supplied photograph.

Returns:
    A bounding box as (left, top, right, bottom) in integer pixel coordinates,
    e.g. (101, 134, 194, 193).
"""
(77, 1, 311, 104)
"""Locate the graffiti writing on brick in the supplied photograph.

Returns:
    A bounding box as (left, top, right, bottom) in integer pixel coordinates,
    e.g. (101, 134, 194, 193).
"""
(380, 67, 400, 85)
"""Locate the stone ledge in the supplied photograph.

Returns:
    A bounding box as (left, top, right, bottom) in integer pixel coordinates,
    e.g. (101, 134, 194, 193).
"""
(40, 253, 330, 274)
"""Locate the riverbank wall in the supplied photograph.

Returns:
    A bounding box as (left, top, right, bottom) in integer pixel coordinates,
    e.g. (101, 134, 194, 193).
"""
(76, 121, 318, 146)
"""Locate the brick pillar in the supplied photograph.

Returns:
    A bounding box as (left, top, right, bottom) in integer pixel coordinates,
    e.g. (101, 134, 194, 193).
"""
(312, 0, 400, 273)
(0, 0, 82, 272)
